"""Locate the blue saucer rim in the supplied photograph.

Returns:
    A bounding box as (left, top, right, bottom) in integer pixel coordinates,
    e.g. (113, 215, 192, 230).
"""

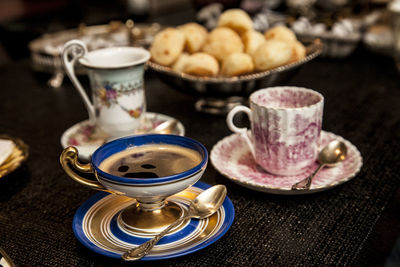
(72, 181, 235, 261)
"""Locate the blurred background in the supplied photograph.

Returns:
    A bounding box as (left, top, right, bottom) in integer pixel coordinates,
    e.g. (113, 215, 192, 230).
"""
(0, 0, 396, 65)
(0, 0, 196, 65)
(0, 0, 398, 107)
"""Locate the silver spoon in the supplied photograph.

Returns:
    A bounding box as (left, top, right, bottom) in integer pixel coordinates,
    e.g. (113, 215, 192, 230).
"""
(122, 184, 227, 261)
(291, 140, 347, 190)
(134, 119, 178, 135)
(151, 119, 178, 134)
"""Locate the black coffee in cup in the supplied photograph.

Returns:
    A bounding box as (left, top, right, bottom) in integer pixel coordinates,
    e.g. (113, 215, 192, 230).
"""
(99, 144, 202, 178)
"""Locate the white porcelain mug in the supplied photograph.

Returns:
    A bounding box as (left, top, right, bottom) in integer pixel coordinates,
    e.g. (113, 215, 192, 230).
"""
(62, 40, 150, 138)
(227, 86, 324, 176)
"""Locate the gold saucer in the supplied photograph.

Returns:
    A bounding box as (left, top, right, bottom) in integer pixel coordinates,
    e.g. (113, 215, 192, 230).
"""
(0, 134, 29, 179)
(72, 182, 235, 260)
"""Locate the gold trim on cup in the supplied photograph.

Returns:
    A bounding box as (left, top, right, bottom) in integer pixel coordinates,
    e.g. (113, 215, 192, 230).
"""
(60, 146, 111, 192)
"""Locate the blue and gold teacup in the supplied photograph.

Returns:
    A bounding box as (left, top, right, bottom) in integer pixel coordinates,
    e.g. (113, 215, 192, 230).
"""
(62, 40, 150, 138)
(60, 134, 208, 233)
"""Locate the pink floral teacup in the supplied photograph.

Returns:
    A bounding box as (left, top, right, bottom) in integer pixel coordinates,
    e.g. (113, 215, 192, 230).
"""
(227, 87, 324, 176)
(62, 40, 150, 138)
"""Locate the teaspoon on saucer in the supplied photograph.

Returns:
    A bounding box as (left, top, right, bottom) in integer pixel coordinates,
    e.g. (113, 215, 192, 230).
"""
(150, 119, 178, 134)
(134, 119, 178, 135)
(122, 184, 227, 261)
(291, 140, 347, 190)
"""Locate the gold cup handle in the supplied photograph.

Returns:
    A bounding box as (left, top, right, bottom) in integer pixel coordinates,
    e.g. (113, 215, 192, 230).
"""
(60, 146, 110, 192)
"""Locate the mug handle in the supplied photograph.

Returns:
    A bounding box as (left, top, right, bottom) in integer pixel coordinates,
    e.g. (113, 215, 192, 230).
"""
(60, 146, 110, 192)
(226, 105, 255, 157)
(62, 40, 96, 124)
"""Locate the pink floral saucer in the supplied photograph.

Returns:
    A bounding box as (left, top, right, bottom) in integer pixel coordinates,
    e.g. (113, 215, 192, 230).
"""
(61, 112, 185, 161)
(210, 131, 362, 195)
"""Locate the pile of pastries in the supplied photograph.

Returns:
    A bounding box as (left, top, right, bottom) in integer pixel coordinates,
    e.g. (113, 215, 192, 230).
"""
(149, 9, 306, 77)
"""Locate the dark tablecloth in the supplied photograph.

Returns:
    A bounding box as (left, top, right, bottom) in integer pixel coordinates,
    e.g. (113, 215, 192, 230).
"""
(0, 48, 400, 266)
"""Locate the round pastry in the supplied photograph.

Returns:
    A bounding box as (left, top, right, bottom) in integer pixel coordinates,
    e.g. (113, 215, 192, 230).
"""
(150, 28, 185, 66)
(177, 22, 208, 53)
(172, 53, 190, 73)
(253, 40, 293, 71)
(291, 40, 306, 62)
(242, 30, 265, 56)
(264, 25, 297, 43)
(183, 53, 219, 76)
(221, 52, 254, 76)
(202, 27, 244, 62)
(217, 9, 253, 34)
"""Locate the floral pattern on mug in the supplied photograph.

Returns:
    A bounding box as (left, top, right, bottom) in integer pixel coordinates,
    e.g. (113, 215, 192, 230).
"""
(250, 88, 323, 175)
(128, 106, 144, 118)
(96, 81, 142, 107)
(224, 86, 325, 176)
(252, 108, 322, 172)
(95, 81, 144, 117)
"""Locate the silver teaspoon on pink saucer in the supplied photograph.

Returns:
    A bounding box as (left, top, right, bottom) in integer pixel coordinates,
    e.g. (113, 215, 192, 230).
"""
(122, 184, 227, 261)
(292, 140, 347, 190)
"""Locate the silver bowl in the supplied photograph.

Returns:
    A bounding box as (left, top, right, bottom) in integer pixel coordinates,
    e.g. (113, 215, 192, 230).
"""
(147, 39, 323, 114)
(297, 33, 360, 58)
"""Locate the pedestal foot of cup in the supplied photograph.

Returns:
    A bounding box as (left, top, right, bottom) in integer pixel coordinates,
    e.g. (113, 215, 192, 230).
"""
(118, 200, 185, 234)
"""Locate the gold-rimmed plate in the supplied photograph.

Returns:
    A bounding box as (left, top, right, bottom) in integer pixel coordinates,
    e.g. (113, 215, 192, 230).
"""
(72, 181, 234, 260)
(0, 135, 29, 179)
